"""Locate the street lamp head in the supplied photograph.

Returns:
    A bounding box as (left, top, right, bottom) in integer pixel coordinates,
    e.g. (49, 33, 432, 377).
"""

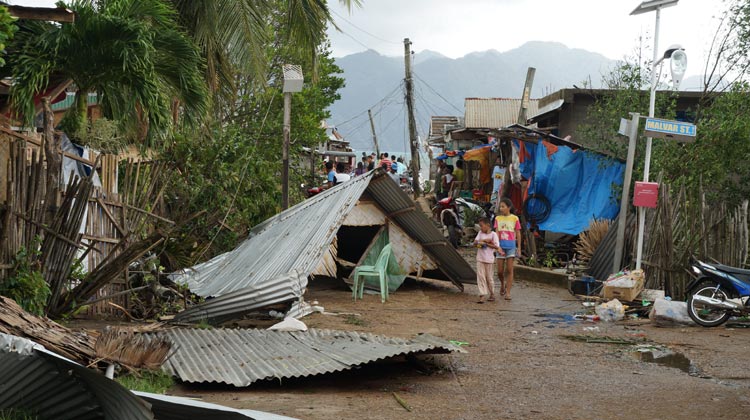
(662, 44, 684, 59)
(630, 0, 679, 16)
(669, 49, 687, 89)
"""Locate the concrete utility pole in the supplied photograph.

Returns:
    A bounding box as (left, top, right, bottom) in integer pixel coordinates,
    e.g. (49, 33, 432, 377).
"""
(404, 38, 421, 198)
(282, 91, 291, 210)
(517, 67, 536, 125)
(368, 109, 380, 158)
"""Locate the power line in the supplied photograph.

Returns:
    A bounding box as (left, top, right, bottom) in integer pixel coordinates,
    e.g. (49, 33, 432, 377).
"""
(333, 80, 403, 128)
(331, 9, 401, 45)
(413, 71, 463, 114)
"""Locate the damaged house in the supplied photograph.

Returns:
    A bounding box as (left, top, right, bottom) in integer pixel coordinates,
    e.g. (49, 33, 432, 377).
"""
(171, 169, 476, 324)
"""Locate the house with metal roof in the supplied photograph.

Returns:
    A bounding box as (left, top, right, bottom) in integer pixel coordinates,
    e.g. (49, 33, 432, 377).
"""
(528, 88, 709, 147)
(171, 169, 475, 324)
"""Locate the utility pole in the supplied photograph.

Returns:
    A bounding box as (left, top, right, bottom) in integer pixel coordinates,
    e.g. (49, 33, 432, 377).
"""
(282, 91, 291, 210)
(368, 109, 380, 158)
(517, 67, 536, 125)
(404, 38, 420, 198)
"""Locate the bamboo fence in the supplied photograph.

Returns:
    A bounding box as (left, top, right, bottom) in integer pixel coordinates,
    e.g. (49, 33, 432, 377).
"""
(1, 129, 167, 318)
(641, 181, 749, 299)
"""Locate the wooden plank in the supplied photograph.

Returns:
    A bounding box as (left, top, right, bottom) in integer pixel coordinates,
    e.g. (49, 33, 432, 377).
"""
(62, 151, 98, 167)
(0, 126, 41, 145)
(123, 203, 175, 225)
(82, 234, 120, 244)
(96, 197, 126, 236)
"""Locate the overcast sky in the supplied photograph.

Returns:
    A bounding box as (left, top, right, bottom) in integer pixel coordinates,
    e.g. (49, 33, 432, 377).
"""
(9, 0, 729, 78)
(327, 0, 728, 78)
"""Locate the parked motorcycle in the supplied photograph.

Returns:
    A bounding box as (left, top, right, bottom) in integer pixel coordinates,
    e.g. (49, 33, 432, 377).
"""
(432, 197, 494, 247)
(686, 257, 750, 327)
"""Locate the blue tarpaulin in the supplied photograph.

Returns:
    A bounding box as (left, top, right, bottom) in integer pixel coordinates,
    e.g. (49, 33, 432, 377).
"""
(516, 140, 624, 235)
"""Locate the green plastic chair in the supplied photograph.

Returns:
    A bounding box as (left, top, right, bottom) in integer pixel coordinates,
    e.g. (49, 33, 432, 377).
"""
(352, 244, 392, 303)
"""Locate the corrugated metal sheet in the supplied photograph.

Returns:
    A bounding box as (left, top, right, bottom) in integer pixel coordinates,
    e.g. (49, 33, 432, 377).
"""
(0, 333, 153, 420)
(173, 173, 373, 297)
(171, 170, 474, 323)
(133, 391, 298, 420)
(156, 328, 465, 387)
(587, 214, 636, 281)
(464, 98, 539, 129)
(365, 175, 476, 285)
(429, 116, 461, 138)
(173, 271, 307, 324)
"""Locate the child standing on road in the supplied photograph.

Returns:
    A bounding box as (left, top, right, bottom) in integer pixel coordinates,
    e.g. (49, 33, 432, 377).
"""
(494, 198, 521, 300)
(474, 217, 499, 303)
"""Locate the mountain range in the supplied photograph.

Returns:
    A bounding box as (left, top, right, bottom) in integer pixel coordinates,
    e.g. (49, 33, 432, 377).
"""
(328, 41, 620, 154)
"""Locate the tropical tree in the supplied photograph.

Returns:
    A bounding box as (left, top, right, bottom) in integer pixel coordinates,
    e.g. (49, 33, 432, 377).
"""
(170, 0, 359, 109)
(3, 0, 208, 142)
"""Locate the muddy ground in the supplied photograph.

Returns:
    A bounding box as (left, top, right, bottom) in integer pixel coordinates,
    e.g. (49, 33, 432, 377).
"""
(167, 255, 750, 420)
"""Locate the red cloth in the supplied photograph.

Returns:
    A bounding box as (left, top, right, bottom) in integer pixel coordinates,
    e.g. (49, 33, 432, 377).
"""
(541, 141, 559, 159)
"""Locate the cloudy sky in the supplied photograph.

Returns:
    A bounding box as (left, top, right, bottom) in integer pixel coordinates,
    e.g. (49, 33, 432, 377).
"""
(326, 0, 728, 78)
(9, 0, 730, 78)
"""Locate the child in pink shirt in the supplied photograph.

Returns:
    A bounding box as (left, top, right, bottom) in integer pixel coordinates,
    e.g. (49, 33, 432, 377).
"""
(474, 217, 499, 303)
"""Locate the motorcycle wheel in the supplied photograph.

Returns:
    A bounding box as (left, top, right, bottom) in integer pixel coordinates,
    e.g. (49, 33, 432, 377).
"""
(687, 280, 733, 327)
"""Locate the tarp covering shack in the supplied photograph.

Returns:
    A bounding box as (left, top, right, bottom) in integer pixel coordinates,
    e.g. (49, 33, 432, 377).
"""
(516, 139, 625, 235)
(172, 169, 475, 323)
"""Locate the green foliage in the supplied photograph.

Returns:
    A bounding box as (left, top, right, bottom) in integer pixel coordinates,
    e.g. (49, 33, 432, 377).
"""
(656, 82, 750, 205)
(0, 6, 17, 67)
(0, 239, 50, 316)
(0, 409, 38, 420)
(542, 250, 559, 268)
(160, 34, 345, 263)
(115, 370, 174, 394)
(344, 314, 366, 326)
(3, 0, 208, 142)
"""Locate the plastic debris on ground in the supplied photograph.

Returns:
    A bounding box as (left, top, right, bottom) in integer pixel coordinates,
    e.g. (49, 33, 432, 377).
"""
(649, 298, 695, 326)
(596, 298, 625, 322)
(268, 317, 308, 332)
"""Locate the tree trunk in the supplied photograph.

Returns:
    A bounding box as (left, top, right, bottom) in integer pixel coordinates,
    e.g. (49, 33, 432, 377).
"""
(42, 97, 61, 227)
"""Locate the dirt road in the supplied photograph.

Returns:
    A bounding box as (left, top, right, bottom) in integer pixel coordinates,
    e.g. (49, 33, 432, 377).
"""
(173, 271, 750, 419)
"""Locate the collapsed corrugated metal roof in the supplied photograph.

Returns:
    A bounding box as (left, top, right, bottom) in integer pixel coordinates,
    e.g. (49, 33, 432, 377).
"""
(171, 170, 474, 323)
(0, 332, 153, 420)
(174, 271, 307, 324)
(133, 391, 298, 420)
(155, 328, 465, 387)
(464, 98, 539, 129)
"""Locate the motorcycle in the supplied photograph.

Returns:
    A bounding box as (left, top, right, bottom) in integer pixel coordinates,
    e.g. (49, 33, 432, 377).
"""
(686, 257, 750, 327)
(432, 197, 494, 247)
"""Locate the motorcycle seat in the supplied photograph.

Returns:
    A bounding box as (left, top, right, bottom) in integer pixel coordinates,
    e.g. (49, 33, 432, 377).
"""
(713, 263, 750, 283)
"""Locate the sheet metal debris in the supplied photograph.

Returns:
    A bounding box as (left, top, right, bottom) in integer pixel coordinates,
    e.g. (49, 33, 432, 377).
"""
(157, 328, 466, 387)
(0, 332, 153, 420)
(171, 170, 474, 323)
(133, 391, 298, 420)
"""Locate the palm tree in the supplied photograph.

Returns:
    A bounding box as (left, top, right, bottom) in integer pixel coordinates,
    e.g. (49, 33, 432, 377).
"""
(170, 0, 360, 104)
(5, 0, 207, 142)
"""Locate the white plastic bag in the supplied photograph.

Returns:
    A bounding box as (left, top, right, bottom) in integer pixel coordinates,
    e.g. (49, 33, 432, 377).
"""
(595, 298, 625, 322)
(268, 317, 308, 332)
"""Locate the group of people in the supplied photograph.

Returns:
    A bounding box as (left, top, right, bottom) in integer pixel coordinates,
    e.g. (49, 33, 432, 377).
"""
(435, 159, 465, 199)
(473, 197, 521, 303)
(324, 152, 410, 188)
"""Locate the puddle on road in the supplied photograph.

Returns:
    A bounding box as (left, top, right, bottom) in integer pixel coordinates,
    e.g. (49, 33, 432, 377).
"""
(630, 345, 704, 377)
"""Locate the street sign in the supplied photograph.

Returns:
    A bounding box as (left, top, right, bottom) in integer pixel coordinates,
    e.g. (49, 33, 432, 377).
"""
(644, 117, 696, 143)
